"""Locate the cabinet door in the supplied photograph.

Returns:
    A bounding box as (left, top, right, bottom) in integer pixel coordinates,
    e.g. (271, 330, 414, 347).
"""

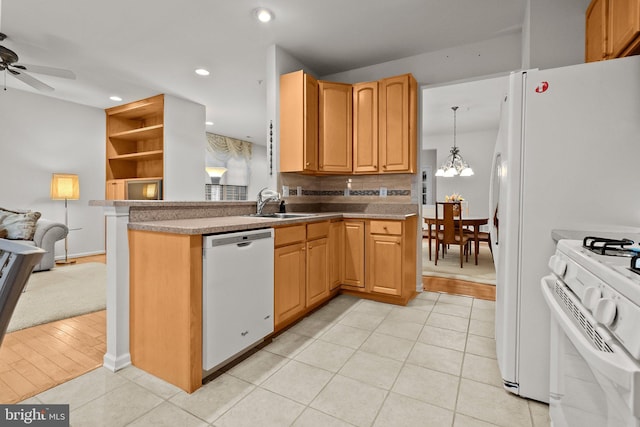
(274, 243, 306, 328)
(106, 179, 126, 200)
(379, 74, 416, 173)
(353, 81, 379, 173)
(609, 0, 640, 56)
(329, 221, 344, 290)
(367, 233, 403, 296)
(306, 237, 329, 307)
(586, 0, 610, 61)
(319, 81, 352, 173)
(280, 71, 318, 173)
(343, 220, 365, 288)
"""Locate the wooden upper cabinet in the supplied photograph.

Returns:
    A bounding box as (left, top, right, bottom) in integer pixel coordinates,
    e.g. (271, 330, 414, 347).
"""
(353, 81, 379, 173)
(280, 70, 318, 173)
(610, 0, 640, 56)
(319, 81, 353, 173)
(586, 0, 640, 62)
(586, 0, 609, 61)
(379, 74, 417, 173)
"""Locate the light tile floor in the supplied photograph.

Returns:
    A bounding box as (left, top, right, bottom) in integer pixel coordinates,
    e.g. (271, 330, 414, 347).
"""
(22, 292, 550, 427)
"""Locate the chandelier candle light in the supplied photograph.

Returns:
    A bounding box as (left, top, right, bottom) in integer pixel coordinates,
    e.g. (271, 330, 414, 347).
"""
(435, 106, 474, 177)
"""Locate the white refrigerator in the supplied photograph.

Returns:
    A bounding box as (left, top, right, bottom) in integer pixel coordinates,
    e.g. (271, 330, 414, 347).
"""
(489, 55, 640, 403)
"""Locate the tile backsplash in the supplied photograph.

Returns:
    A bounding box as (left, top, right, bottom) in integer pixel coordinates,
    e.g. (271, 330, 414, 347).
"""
(279, 173, 414, 204)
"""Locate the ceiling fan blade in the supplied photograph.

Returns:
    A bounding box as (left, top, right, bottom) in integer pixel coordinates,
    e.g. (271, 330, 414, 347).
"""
(11, 70, 54, 92)
(16, 63, 75, 79)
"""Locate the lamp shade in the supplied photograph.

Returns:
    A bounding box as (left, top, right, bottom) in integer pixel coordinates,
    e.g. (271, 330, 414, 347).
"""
(50, 173, 80, 200)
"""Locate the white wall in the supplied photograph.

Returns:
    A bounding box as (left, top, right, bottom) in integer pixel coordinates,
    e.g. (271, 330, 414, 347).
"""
(0, 89, 106, 259)
(523, 0, 589, 70)
(164, 94, 206, 200)
(423, 129, 497, 219)
(248, 144, 269, 199)
(321, 32, 522, 85)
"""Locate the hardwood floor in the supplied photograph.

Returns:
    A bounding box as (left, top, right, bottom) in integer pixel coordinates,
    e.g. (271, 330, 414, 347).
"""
(0, 253, 107, 404)
(422, 276, 496, 301)
(0, 310, 106, 403)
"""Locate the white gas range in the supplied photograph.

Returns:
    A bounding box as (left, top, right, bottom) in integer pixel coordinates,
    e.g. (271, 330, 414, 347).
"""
(542, 236, 640, 426)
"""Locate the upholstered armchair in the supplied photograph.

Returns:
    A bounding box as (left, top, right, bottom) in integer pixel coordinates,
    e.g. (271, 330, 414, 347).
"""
(31, 219, 68, 271)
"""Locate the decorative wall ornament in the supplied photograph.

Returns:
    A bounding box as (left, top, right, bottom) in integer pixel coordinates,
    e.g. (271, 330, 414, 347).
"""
(269, 121, 273, 176)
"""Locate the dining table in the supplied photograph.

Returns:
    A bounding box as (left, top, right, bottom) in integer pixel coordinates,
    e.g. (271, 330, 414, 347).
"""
(423, 215, 489, 265)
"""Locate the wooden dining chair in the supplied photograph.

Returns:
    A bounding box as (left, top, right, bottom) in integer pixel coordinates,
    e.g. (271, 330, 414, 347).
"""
(0, 239, 44, 347)
(435, 201, 469, 268)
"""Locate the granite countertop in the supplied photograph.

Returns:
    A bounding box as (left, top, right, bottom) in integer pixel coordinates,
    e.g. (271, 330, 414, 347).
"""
(128, 212, 417, 235)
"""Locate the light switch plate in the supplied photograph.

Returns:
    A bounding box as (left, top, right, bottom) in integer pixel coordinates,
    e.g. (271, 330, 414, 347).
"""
(282, 185, 289, 197)
(380, 187, 387, 197)
(344, 188, 350, 196)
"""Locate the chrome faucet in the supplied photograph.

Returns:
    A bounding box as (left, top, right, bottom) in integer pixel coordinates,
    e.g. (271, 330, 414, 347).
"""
(256, 187, 281, 215)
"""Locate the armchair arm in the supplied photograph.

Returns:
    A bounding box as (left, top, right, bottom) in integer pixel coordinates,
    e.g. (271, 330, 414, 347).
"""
(32, 219, 68, 247)
(32, 220, 68, 271)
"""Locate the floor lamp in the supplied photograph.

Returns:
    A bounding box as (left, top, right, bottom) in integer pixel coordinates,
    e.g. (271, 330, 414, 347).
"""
(50, 173, 80, 265)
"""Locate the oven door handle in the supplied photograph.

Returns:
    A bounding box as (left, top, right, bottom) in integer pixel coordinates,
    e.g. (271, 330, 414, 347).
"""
(541, 275, 640, 390)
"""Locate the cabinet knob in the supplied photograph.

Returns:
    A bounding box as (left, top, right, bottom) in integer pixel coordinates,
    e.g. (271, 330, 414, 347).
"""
(374, 165, 377, 169)
(382, 165, 387, 169)
(306, 162, 310, 166)
(396, 241, 401, 245)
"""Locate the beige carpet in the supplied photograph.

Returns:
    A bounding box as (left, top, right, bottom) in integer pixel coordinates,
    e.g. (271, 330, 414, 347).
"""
(422, 239, 496, 285)
(7, 262, 106, 333)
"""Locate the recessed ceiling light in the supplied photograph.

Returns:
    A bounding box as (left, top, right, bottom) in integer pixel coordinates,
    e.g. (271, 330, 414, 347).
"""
(205, 121, 214, 126)
(110, 96, 122, 102)
(254, 7, 274, 23)
(195, 68, 210, 76)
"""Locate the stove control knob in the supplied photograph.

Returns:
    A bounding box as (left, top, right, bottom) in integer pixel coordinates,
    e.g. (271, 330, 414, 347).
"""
(582, 287, 602, 311)
(594, 298, 617, 326)
(548, 255, 567, 277)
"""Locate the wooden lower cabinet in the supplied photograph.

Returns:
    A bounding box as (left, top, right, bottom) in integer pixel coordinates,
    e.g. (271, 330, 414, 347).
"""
(343, 220, 365, 288)
(106, 179, 126, 200)
(128, 229, 202, 393)
(367, 233, 403, 296)
(274, 242, 306, 328)
(274, 221, 333, 332)
(306, 237, 329, 306)
(329, 221, 344, 290)
(274, 217, 417, 330)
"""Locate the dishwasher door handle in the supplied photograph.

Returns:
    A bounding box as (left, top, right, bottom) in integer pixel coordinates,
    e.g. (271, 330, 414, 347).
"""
(237, 242, 252, 248)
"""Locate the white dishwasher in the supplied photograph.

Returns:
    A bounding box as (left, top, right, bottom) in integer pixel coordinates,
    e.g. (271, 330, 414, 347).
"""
(202, 228, 274, 372)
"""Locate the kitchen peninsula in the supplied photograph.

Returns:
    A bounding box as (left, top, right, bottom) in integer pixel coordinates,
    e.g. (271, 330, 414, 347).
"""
(91, 200, 419, 392)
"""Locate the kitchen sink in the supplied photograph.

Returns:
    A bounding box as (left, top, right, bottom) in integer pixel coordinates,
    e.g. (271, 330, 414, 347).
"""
(247, 213, 318, 219)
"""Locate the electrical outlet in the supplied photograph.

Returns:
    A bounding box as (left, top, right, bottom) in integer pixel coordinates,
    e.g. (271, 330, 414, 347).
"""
(282, 185, 289, 197)
(297, 186, 302, 197)
(344, 188, 350, 196)
(380, 187, 387, 197)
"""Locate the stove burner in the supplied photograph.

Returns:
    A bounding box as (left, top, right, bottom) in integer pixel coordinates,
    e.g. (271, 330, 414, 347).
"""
(583, 236, 638, 257)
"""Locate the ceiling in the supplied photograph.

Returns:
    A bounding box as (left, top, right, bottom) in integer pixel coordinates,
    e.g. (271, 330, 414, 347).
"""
(0, 0, 525, 145)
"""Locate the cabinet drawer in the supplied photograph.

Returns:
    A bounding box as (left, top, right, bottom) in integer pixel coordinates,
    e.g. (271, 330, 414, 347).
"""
(369, 220, 402, 235)
(307, 221, 330, 240)
(275, 225, 306, 247)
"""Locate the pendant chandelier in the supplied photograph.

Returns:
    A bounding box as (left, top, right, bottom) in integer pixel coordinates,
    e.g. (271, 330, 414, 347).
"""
(435, 106, 474, 177)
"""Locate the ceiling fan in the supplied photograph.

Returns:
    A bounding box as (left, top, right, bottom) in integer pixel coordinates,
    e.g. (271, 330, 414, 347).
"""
(0, 32, 75, 92)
